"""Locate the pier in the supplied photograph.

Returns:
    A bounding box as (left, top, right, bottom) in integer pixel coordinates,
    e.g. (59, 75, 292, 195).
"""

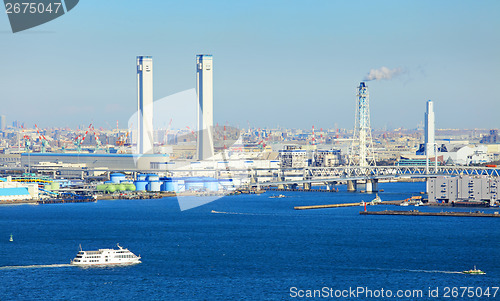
(360, 210, 500, 218)
(294, 200, 402, 210)
(295, 202, 363, 210)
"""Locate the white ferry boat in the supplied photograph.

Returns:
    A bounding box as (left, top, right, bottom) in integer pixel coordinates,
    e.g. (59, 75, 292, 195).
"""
(70, 244, 141, 266)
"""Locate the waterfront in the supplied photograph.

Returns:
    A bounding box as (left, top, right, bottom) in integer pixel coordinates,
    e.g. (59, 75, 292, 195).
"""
(0, 182, 499, 300)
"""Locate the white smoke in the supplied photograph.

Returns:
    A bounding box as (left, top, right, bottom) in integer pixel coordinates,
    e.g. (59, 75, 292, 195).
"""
(364, 66, 404, 81)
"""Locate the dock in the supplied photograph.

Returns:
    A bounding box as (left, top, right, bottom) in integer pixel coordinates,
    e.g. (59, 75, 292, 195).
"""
(294, 200, 402, 210)
(294, 202, 362, 210)
(360, 210, 500, 218)
(266, 187, 339, 193)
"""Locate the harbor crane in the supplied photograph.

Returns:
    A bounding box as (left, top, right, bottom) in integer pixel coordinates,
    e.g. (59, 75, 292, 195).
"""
(74, 124, 92, 152)
(21, 125, 31, 152)
(35, 124, 49, 153)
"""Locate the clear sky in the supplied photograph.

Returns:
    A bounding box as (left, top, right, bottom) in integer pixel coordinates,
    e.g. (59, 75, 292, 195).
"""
(0, 0, 499, 130)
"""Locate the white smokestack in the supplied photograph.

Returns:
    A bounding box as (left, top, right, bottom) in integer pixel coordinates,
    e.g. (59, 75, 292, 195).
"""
(425, 100, 435, 156)
(364, 66, 403, 81)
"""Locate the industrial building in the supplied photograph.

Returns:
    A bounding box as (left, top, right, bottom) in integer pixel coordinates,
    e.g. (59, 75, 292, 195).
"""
(440, 144, 489, 165)
(279, 145, 307, 168)
(20, 153, 170, 173)
(0, 177, 39, 201)
(427, 175, 499, 206)
(312, 150, 341, 167)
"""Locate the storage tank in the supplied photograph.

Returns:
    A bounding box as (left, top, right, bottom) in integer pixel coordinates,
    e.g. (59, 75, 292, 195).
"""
(204, 179, 219, 192)
(174, 179, 185, 192)
(147, 181, 161, 192)
(136, 174, 147, 181)
(110, 173, 126, 184)
(146, 174, 160, 182)
(161, 180, 175, 192)
(96, 184, 107, 191)
(105, 184, 116, 193)
(50, 182, 60, 191)
(116, 184, 126, 191)
(125, 183, 136, 191)
(184, 177, 204, 191)
(218, 178, 234, 190)
(134, 181, 147, 191)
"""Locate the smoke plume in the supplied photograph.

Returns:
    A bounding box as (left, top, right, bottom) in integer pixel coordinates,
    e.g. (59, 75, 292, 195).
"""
(364, 66, 404, 81)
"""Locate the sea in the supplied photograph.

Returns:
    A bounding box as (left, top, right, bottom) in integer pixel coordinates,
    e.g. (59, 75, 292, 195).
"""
(0, 182, 499, 300)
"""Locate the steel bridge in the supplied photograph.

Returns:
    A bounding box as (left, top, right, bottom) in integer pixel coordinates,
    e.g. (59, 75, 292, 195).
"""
(257, 165, 500, 192)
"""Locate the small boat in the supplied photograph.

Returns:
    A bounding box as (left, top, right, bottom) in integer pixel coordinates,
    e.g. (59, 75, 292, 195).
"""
(462, 266, 486, 275)
(269, 194, 285, 199)
(70, 243, 141, 266)
(400, 202, 409, 206)
(9, 234, 13, 242)
(371, 193, 382, 204)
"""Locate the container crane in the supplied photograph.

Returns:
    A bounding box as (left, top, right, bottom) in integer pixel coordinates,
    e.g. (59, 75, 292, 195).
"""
(186, 126, 197, 139)
(163, 118, 172, 145)
(35, 124, 49, 153)
(21, 125, 31, 152)
(74, 123, 92, 152)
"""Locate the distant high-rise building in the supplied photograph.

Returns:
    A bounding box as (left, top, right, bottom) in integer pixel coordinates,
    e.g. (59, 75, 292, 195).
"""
(137, 56, 154, 154)
(425, 100, 435, 156)
(480, 129, 500, 144)
(0, 115, 6, 131)
(196, 54, 214, 160)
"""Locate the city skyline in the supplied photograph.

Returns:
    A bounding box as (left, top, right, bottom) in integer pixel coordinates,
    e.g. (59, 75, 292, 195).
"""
(1, 1, 499, 130)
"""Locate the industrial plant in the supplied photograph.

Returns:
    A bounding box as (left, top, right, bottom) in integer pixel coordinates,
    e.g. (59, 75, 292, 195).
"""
(0, 55, 499, 207)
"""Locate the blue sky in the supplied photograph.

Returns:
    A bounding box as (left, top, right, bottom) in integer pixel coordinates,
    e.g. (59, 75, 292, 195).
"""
(0, 0, 499, 130)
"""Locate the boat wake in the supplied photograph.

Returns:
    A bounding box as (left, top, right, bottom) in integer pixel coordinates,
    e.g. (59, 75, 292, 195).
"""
(0, 264, 72, 270)
(371, 267, 462, 274)
(211, 210, 257, 215)
(402, 269, 463, 274)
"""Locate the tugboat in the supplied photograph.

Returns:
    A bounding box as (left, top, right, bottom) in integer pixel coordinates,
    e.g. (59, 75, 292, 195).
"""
(70, 244, 141, 266)
(462, 266, 486, 275)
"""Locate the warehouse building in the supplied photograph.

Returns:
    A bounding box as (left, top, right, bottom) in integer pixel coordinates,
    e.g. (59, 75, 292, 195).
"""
(427, 175, 499, 206)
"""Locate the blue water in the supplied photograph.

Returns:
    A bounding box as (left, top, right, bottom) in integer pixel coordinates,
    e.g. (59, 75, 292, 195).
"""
(0, 182, 499, 300)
